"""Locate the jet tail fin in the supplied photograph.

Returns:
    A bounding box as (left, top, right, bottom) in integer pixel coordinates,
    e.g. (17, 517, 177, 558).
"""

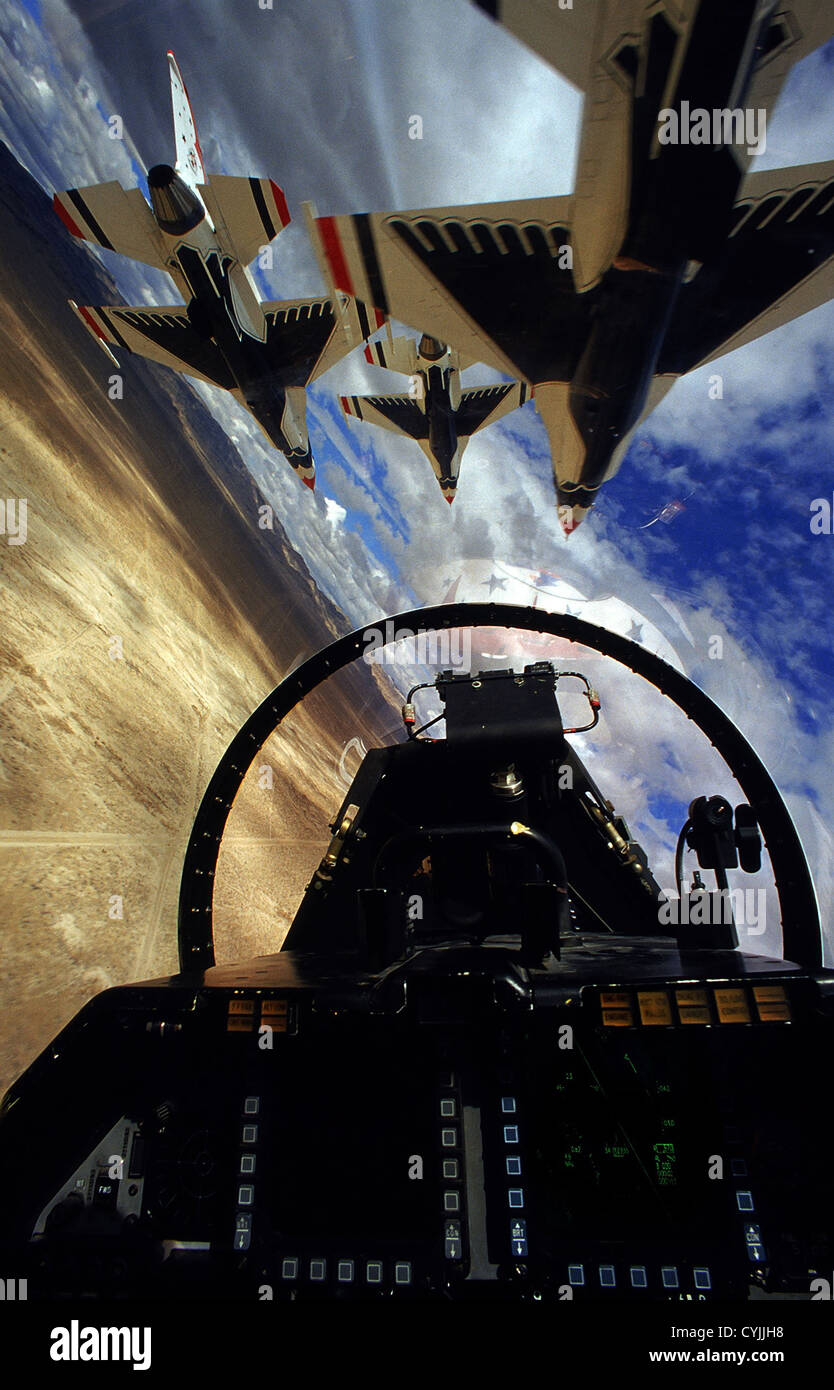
(167, 50, 206, 191)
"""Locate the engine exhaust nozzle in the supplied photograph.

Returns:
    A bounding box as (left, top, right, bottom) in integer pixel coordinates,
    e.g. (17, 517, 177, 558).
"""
(148, 164, 204, 235)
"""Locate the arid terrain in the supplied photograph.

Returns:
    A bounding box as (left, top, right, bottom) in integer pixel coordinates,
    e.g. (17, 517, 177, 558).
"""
(0, 143, 397, 1096)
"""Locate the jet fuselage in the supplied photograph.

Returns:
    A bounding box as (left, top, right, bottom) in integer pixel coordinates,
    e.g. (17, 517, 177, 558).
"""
(423, 363, 459, 489)
(557, 0, 775, 521)
(148, 164, 313, 479)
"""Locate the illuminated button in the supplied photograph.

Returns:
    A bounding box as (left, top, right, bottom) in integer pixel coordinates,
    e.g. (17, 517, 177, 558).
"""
(602, 1007, 634, 1027)
(226, 1000, 255, 1033)
(444, 1220, 462, 1260)
(600, 991, 635, 1026)
(243, 1097, 260, 1116)
(309, 1259, 326, 1281)
(510, 1219, 527, 1257)
(736, 1190, 755, 1212)
(261, 997, 288, 1014)
(261, 999, 290, 1032)
(508, 1188, 524, 1209)
(242, 1125, 258, 1144)
(444, 1191, 460, 1212)
(240, 1154, 256, 1175)
(506, 1156, 522, 1176)
(503, 1126, 519, 1144)
(234, 1213, 251, 1251)
(366, 1261, 383, 1284)
(661, 1267, 679, 1289)
(238, 1185, 254, 1206)
(501, 1097, 517, 1113)
(281, 1258, 298, 1280)
(442, 1159, 459, 1179)
(441, 1128, 458, 1148)
(730, 1158, 748, 1177)
(599, 1265, 616, 1288)
(675, 987, 711, 1024)
(630, 1266, 647, 1288)
(394, 1262, 411, 1285)
(440, 1099, 456, 1118)
(753, 984, 787, 1000)
(337, 1260, 354, 1283)
(693, 1267, 711, 1290)
(638, 990, 673, 1026)
(568, 1264, 585, 1287)
(713, 988, 751, 1024)
(753, 984, 791, 1022)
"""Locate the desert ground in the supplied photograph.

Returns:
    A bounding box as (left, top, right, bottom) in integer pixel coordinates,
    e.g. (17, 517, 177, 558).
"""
(0, 143, 396, 1096)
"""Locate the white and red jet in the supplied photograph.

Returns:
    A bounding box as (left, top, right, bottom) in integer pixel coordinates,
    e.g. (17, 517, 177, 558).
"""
(54, 52, 382, 487)
(339, 329, 533, 505)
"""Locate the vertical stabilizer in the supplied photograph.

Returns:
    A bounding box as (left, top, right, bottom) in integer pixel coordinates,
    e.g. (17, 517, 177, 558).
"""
(167, 51, 206, 191)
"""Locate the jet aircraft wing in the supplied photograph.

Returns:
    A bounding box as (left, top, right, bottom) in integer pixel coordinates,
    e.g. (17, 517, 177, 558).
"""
(261, 295, 384, 386)
(657, 160, 834, 374)
(340, 392, 427, 439)
(341, 381, 533, 442)
(313, 196, 581, 383)
(68, 301, 236, 388)
(53, 183, 168, 271)
(313, 0, 834, 385)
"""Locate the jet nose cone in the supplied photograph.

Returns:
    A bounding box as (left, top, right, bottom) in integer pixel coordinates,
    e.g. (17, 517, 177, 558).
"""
(444, 494, 454, 506)
(302, 475, 315, 491)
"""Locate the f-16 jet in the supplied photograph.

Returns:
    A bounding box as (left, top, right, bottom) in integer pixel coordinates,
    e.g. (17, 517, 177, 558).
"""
(54, 53, 382, 487)
(339, 331, 533, 503)
(309, 0, 834, 531)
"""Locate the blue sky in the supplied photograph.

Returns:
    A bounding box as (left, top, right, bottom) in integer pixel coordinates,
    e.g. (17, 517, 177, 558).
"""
(1, 0, 833, 960)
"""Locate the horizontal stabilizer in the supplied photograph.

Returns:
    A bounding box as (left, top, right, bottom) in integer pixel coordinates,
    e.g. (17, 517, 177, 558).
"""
(53, 183, 168, 271)
(340, 392, 428, 440)
(311, 195, 576, 381)
(364, 335, 418, 376)
(456, 381, 533, 437)
(200, 174, 290, 267)
(68, 302, 235, 388)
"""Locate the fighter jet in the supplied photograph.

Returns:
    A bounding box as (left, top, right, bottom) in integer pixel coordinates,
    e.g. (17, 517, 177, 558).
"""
(339, 330, 533, 503)
(307, 0, 834, 531)
(54, 53, 383, 487)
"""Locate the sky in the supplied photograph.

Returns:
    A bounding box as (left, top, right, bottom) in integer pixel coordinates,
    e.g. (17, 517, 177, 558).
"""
(1, 0, 833, 961)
